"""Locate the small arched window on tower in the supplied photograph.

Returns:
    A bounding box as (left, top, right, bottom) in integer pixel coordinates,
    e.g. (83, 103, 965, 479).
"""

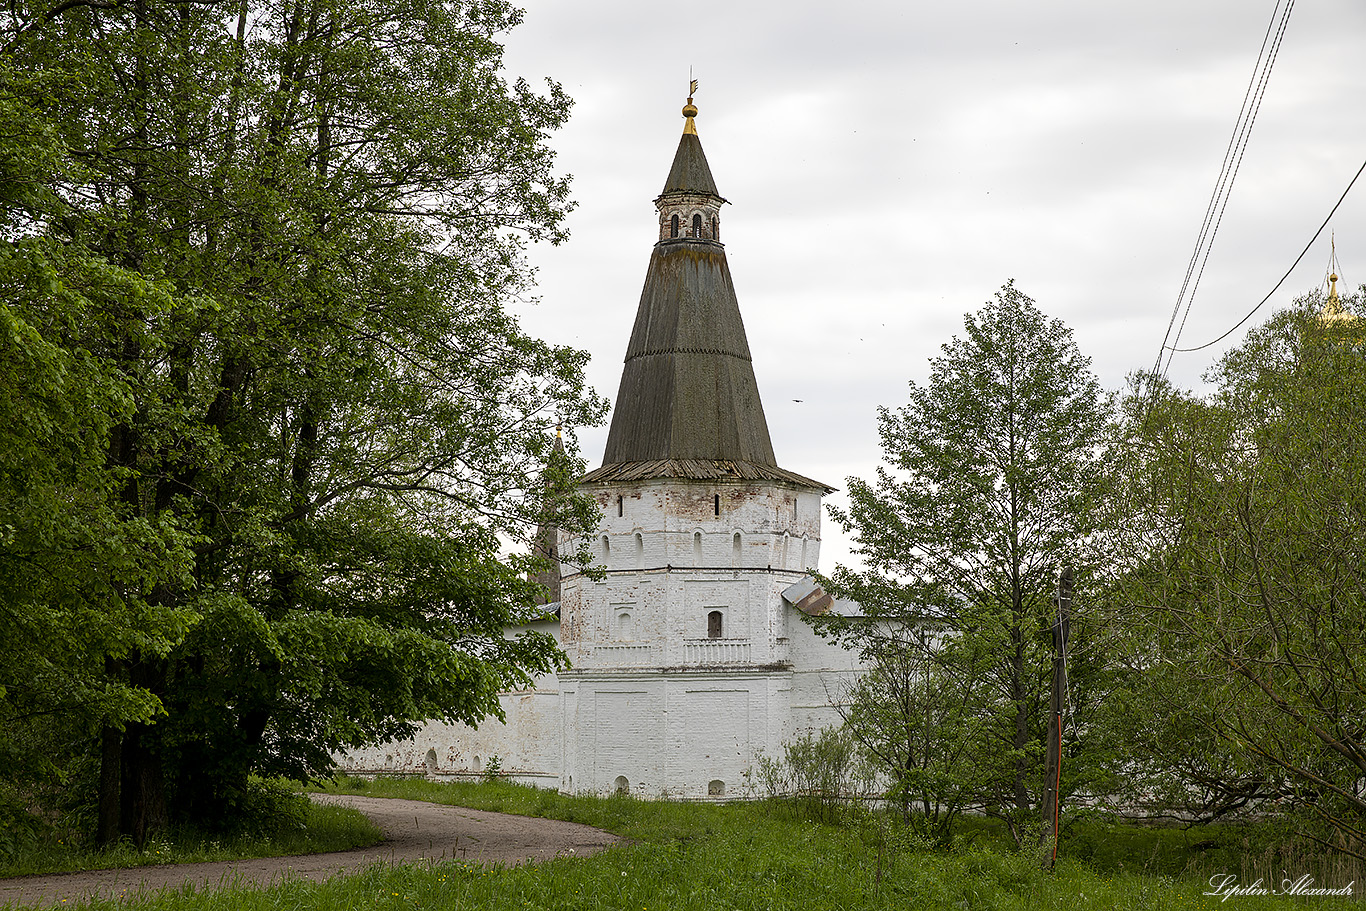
(707, 610, 723, 639)
(692, 213, 703, 237)
(713, 493, 720, 516)
(712, 216, 719, 240)
(601, 535, 610, 563)
(617, 495, 623, 517)
(670, 214, 679, 238)
(634, 532, 644, 569)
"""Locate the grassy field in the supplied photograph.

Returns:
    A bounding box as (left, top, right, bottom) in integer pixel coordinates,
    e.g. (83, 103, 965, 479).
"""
(4, 778, 1358, 909)
(0, 794, 381, 879)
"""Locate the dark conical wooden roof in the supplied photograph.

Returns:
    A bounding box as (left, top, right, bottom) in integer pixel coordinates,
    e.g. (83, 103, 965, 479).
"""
(661, 132, 721, 198)
(601, 240, 774, 466)
(586, 111, 831, 493)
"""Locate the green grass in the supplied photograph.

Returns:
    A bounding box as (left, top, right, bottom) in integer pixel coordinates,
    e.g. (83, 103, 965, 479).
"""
(1059, 812, 1366, 900)
(9, 778, 1359, 910)
(0, 799, 381, 879)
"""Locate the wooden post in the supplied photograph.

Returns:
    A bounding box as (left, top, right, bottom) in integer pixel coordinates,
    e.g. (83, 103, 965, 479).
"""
(1040, 564, 1072, 871)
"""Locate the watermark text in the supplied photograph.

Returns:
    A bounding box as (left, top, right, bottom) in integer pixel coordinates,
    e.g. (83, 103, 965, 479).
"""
(1204, 873, 1355, 902)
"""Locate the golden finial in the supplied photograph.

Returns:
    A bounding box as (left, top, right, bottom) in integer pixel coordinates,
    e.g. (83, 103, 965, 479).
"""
(1318, 235, 1355, 326)
(682, 78, 699, 134)
(1321, 271, 1357, 327)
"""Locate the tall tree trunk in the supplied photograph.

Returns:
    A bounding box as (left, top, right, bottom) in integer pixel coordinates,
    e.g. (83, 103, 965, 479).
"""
(119, 722, 167, 847)
(1011, 630, 1030, 815)
(96, 680, 122, 847)
(99, 330, 141, 841)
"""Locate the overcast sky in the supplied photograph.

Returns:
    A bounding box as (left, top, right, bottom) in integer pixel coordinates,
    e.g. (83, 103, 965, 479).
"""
(498, 0, 1366, 572)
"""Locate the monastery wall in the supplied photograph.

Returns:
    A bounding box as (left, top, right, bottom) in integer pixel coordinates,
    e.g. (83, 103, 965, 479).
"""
(559, 670, 789, 799)
(336, 619, 565, 788)
(785, 607, 864, 734)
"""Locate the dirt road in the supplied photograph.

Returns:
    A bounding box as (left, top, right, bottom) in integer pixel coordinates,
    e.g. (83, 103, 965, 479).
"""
(0, 794, 619, 908)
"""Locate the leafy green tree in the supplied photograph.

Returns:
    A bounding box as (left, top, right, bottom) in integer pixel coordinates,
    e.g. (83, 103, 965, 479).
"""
(2, 0, 603, 843)
(0, 60, 201, 841)
(816, 282, 1109, 843)
(837, 624, 989, 843)
(1115, 295, 1366, 854)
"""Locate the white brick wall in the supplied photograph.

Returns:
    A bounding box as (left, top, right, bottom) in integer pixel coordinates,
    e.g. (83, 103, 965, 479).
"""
(335, 476, 865, 798)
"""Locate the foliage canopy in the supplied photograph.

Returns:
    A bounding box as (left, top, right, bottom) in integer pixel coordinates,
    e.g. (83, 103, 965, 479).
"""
(0, 0, 604, 842)
(817, 282, 1109, 842)
(1114, 294, 1366, 853)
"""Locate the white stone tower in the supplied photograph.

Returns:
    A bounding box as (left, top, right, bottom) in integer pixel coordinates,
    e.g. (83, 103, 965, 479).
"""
(557, 89, 836, 799)
(333, 89, 859, 793)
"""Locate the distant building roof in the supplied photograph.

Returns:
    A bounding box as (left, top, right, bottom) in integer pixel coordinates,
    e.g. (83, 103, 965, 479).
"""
(528, 430, 564, 605)
(782, 576, 834, 616)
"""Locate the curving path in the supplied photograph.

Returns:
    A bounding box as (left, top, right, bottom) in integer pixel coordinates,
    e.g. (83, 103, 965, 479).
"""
(0, 794, 619, 908)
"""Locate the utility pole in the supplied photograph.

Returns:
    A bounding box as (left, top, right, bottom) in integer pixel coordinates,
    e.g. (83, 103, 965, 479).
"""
(1040, 563, 1071, 871)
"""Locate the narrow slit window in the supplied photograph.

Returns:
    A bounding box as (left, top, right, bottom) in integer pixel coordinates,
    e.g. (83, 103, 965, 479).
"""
(712, 216, 718, 240)
(617, 495, 623, 517)
(692, 213, 702, 237)
(707, 610, 723, 639)
(693, 531, 703, 565)
(670, 214, 679, 238)
(713, 494, 720, 516)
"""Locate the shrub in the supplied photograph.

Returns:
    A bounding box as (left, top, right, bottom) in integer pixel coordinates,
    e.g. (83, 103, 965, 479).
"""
(758, 728, 866, 824)
(481, 754, 503, 784)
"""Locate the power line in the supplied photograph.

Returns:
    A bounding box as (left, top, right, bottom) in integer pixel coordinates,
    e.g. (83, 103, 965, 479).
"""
(1166, 154, 1366, 353)
(1153, 1, 1286, 374)
(1148, 0, 1295, 384)
(1164, 2, 1293, 368)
